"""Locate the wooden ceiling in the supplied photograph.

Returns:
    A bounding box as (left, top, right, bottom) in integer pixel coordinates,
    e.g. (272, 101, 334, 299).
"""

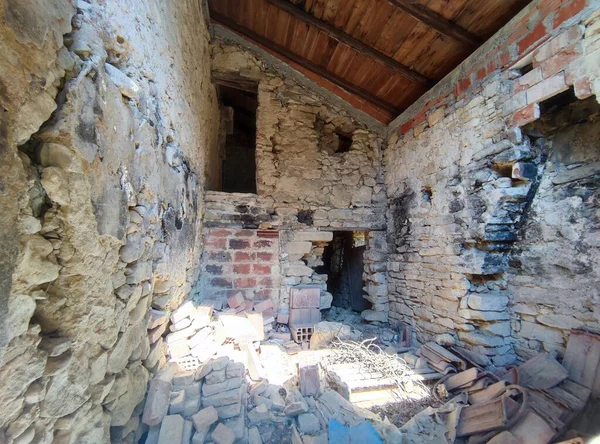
(208, 0, 531, 123)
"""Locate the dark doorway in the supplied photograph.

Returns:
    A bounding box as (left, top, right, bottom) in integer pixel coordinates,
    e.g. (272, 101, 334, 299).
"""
(318, 231, 369, 312)
(218, 83, 257, 193)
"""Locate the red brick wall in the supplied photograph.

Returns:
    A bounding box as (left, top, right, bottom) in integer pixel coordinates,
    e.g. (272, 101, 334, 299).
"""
(195, 228, 281, 310)
(393, 0, 597, 137)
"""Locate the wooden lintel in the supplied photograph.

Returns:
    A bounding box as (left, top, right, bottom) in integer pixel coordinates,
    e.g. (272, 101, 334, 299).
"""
(211, 12, 402, 115)
(264, 0, 431, 87)
(212, 72, 259, 93)
(387, 0, 481, 49)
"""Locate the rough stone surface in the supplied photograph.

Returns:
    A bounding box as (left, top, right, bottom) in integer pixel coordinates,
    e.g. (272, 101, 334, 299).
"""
(384, 3, 600, 364)
(0, 0, 219, 437)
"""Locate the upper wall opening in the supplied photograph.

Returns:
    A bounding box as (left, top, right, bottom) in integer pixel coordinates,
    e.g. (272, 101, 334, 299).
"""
(213, 75, 258, 194)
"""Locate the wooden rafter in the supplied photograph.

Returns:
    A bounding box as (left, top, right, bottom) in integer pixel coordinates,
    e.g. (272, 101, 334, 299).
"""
(211, 11, 403, 115)
(387, 0, 481, 49)
(264, 0, 431, 86)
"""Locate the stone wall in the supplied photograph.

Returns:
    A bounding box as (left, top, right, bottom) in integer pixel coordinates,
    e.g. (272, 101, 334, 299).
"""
(210, 33, 386, 231)
(0, 0, 218, 442)
(202, 31, 390, 320)
(384, 0, 600, 366)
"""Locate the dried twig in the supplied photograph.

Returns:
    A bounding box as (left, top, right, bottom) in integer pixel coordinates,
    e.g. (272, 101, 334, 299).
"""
(322, 338, 430, 402)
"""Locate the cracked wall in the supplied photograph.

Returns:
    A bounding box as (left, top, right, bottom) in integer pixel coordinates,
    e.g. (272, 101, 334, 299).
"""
(0, 0, 218, 442)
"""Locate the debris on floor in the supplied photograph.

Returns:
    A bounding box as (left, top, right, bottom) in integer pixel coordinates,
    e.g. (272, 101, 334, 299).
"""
(142, 298, 600, 444)
(398, 328, 600, 443)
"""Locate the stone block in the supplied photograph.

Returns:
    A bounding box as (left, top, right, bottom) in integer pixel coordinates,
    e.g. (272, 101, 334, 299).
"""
(520, 321, 564, 344)
(284, 401, 308, 417)
(297, 413, 320, 434)
(202, 377, 243, 397)
(248, 404, 270, 424)
(183, 393, 201, 418)
(142, 379, 172, 426)
(466, 293, 509, 312)
(192, 406, 219, 433)
(157, 415, 184, 444)
(277, 312, 289, 324)
(169, 389, 185, 415)
(182, 420, 193, 444)
(225, 362, 245, 379)
(285, 242, 313, 256)
(148, 309, 169, 330)
(361, 310, 388, 322)
(215, 403, 242, 419)
(299, 364, 319, 397)
(294, 231, 333, 242)
(202, 385, 244, 408)
(205, 369, 227, 385)
(248, 427, 263, 444)
(211, 423, 236, 444)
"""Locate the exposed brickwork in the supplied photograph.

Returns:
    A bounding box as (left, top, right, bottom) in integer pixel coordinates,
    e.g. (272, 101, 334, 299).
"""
(194, 228, 281, 309)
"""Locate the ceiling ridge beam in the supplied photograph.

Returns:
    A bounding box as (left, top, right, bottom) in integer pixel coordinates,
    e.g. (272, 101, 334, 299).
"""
(211, 12, 402, 115)
(264, 0, 431, 87)
(387, 0, 481, 49)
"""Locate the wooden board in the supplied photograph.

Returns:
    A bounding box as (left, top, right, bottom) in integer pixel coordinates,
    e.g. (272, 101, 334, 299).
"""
(209, 0, 531, 123)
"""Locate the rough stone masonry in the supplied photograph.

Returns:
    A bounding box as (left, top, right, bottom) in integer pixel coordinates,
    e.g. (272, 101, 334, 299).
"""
(0, 0, 599, 443)
(0, 0, 218, 442)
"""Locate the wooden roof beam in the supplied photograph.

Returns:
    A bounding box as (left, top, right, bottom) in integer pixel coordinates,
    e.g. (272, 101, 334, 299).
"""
(264, 0, 431, 87)
(387, 0, 481, 49)
(211, 11, 403, 115)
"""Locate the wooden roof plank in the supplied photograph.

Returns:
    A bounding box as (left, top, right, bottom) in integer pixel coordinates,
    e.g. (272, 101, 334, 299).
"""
(264, 0, 431, 86)
(211, 11, 402, 114)
(386, 0, 482, 49)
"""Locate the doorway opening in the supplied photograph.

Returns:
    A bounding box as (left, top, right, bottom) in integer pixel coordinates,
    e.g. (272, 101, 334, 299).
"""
(216, 77, 258, 193)
(317, 231, 370, 312)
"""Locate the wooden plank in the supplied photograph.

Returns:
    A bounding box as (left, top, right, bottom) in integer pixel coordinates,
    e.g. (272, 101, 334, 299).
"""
(212, 72, 259, 93)
(210, 11, 403, 114)
(263, 0, 431, 86)
(386, 0, 481, 49)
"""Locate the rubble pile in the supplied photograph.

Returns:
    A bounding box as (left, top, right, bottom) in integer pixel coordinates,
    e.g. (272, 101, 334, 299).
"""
(398, 329, 600, 443)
